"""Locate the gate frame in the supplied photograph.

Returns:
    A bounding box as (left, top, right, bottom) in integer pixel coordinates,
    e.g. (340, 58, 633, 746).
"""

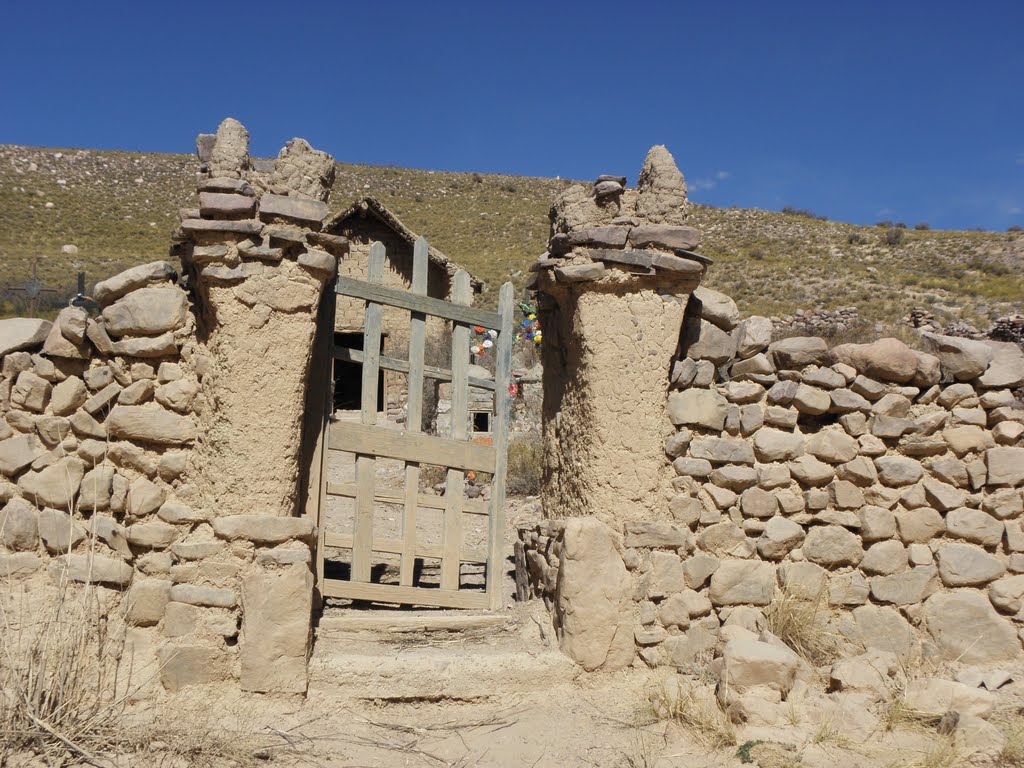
(307, 238, 513, 611)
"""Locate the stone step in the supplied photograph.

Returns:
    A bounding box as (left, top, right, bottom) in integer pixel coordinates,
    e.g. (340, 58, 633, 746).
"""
(308, 606, 572, 702)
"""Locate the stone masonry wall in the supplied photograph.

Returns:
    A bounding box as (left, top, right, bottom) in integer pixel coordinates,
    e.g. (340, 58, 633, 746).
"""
(0, 118, 346, 695)
(520, 279, 1024, 673)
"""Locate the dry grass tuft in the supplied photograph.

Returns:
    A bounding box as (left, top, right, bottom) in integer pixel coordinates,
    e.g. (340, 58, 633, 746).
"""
(762, 590, 845, 667)
(994, 709, 1024, 766)
(0, 568, 133, 764)
(648, 676, 736, 749)
(888, 736, 960, 768)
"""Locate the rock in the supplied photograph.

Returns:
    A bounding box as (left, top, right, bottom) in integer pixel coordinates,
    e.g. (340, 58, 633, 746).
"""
(945, 507, 1003, 547)
(110, 332, 178, 358)
(208, 117, 250, 178)
(710, 465, 757, 490)
(37, 507, 86, 554)
(830, 388, 872, 413)
(922, 333, 994, 381)
(0, 318, 52, 356)
(870, 566, 939, 605)
(127, 522, 179, 549)
(741, 487, 778, 519)
(830, 338, 920, 384)
(732, 316, 773, 359)
(126, 578, 172, 626)
(93, 261, 177, 307)
(233, 273, 318, 313)
(101, 287, 188, 337)
(896, 506, 944, 543)
(732, 352, 774, 376)
(11, 371, 51, 412)
(720, 639, 800, 695)
(259, 193, 330, 227)
(0, 433, 47, 476)
(158, 645, 228, 691)
(757, 517, 805, 560)
(903, 677, 995, 718)
(686, 319, 737, 365)
(861, 540, 908, 575)
(268, 137, 335, 202)
(154, 380, 198, 413)
(106, 406, 197, 446)
(922, 477, 968, 511)
(874, 456, 924, 486)
(672, 457, 712, 478)
(50, 376, 88, 416)
(691, 287, 739, 331)
(18, 456, 84, 509)
(805, 430, 859, 464)
(554, 518, 634, 671)
(792, 384, 831, 415)
(977, 341, 1024, 388)
(802, 526, 863, 567)
(78, 465, 115, 511)
(936, 543, 1005, 586)
(667, 389, 727, 430)
(788, 455, 835, 486)
(953, 713, 1006, 758)
(986, 447, 1024, 486)
(645, 551, 686, 599)
(943, 425, 994, 457)
(769, 337, 829, 369)
(689, 438, 754, 465)
(169, 584, 236, 608)
(753, 429, 804, 462)
(635, 145, 688, 224)
(89, 516, 132, 558)
(623, 521, 694, 548)
(53, 553, 133, 586)
(829, 650, 900, 698)
(927, 592, 1022, 664)
(847, 604, 917, 658)
(627, 224, 700, 251)
(989, 575, 1024, 613)
(859, 505, 896, 542)
(1, 497, 38, 551)
(212, 514, 314, 544)
(198, 191, 255, 218)
(709, 560, 774, 605)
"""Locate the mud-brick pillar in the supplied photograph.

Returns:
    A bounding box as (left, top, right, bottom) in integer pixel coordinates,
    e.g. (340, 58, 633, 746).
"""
(173, 118, 348, 693)
(534, 146, 707, 531)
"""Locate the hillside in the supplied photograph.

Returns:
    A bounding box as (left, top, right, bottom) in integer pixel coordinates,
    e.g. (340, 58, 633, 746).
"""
(1, 144, 1021, 327)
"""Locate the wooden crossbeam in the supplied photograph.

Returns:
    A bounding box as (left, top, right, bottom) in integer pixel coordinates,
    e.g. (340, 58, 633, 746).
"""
(325, 482, 488, 516)
(335, 275, 502, 330)
(333, 347, 496, 391)
(320, 578, 489, 610)
(329, 421, 496, 474)
(322, 531, 486, 564)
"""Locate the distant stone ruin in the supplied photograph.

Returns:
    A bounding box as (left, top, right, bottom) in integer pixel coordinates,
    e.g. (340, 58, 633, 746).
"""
(518, 147, 1024, 683)
(0, 117, 346, 694)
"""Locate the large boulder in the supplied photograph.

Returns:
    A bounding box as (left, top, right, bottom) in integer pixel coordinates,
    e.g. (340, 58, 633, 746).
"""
(554, 518, 634, 671)
(803, 526, 863, 567)
(769, 337, 829, 369)
(720, 639, 800, 695)
(922, 333, 994, 381)
(106, 406, 197, 446)
(709, 560, 774, 605)
(17, 457, 85, 510)
(977, 341, 1024, 388)
(0, 318, 52, 356)
(924, 591, 1020, 663)
(691, 287, 739, 331)
(685, 319, 737, 365)
(207, 117, 249, 178)
(667, 388, 727, 430)
(101, 287, 188, 337)
(830, 338, 920, 384)
(732, 316, 773, 359)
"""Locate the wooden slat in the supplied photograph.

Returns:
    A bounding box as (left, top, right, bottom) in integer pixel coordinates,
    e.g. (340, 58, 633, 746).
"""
(351, 242, 385, 582)
(442, 270, 471, 591)
(333, 347, 496, 391)
(309, 285, 337, 598)
(401, 238, 429, 587)
(325, 482, 489, 515)
(487, 281, 515, 610)
(329, 421, 496, 473)
(320, 578, 489, 610)
(335, 275, 502, 330)
(323, 531, 486, 564)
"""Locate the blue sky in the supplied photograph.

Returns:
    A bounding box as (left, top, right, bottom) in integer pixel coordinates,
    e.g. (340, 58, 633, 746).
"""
(2, 1, 1021, 230)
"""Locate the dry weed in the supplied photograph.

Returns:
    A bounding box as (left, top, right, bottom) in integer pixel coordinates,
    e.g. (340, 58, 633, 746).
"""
(762, 590, 844, 667)
(0, 563, 133, 764)
(648, 676, 736, 749)
(994, 708, 1024, 766)
(888, 736, 959, 768)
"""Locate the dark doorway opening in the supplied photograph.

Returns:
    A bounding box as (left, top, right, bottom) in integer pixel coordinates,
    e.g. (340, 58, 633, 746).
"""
(334, 332, 384, 411)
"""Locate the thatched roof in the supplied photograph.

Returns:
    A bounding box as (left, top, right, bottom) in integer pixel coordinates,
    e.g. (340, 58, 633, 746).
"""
(325, 197, 484, 293)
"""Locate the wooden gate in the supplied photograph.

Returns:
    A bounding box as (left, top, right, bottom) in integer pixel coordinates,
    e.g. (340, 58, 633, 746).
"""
(311, 238, 512, 610)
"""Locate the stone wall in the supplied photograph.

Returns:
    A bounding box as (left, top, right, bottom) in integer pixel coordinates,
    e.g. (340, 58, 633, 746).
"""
(520, 210, 1024, 673)
(0, 118, 345, 695)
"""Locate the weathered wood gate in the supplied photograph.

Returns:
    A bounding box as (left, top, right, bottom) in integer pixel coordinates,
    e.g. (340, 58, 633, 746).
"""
(312, 238, 513, 610)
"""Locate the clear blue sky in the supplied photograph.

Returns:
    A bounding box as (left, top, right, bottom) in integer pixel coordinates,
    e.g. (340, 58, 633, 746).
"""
(2, 1, 1021, 230)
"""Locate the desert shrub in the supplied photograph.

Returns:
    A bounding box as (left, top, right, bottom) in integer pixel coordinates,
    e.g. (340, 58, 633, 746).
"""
(506, 433, 542, 496)
(1009, 224, 1022, 232)
(648, 677, 735, 748)
(847, 231, 866, 245)
(914, 222, 930, 230)
(884, 227, 904, 246)
(876, 220, 894, 228)
(471, 172, 483, 184)
(895, 222, 908, 229)
(500, 182, 517, 194)
(782, 205, 827, 221)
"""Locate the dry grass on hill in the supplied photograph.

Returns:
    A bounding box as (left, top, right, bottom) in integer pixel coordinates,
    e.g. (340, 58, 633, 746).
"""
(2, 144, 1021, 326)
